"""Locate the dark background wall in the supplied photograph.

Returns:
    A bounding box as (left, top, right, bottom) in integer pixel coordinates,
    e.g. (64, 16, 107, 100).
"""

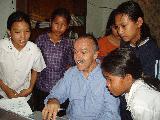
(134, 0, 160, 47)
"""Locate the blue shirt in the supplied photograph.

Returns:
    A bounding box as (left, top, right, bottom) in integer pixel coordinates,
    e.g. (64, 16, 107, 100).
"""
(45, 64, 120, 120)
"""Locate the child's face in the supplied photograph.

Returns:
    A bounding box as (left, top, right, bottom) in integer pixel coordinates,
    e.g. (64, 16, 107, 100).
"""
(103, 72, 131, 96)
(51, 16, 68, 37)
(115, 14, 142, 45)
(8, 20, 31, 51)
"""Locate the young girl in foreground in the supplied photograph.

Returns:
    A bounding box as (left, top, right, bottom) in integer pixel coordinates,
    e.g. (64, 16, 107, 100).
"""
(101, 48, 160, 120)
(0, 11, 46, 101)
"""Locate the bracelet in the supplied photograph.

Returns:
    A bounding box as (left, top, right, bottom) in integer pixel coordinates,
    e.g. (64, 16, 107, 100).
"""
(0, 80, 3, 87)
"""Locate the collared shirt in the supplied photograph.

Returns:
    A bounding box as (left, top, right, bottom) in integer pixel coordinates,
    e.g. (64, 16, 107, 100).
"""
(129, 37, 150, 47)
(0, 38, 46, 99)
(36, 33, 75, 92)
(125, 79, 160, 120)
(121, 37, 160, 77)
(45, 65, 120, 120)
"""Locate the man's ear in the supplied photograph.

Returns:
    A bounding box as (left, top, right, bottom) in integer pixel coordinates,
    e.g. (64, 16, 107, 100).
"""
(136, 17, 143, 28)
(125, 74, 133, 83)
(94, 51, 99, 59)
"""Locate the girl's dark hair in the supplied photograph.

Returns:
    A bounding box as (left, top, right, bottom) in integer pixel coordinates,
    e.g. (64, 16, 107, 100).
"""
(101, 48, 160, 92)
(7, 11, 31, 30)
(115, 1, 151, 42)
(50, 8, 71, 25)
(105, 9, 116, 36)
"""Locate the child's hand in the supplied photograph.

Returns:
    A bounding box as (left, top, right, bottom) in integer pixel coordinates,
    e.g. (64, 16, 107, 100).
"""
(7, 89, 19, 98)
(18, 88, 32, 97)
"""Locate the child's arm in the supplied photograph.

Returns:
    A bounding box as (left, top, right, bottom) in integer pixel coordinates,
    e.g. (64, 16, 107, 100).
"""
(18, 69, 38, 97)
(0, 80, 18, 98)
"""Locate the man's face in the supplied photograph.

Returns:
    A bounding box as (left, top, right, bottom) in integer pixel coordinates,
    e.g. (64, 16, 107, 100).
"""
(74, 38, 98, 73)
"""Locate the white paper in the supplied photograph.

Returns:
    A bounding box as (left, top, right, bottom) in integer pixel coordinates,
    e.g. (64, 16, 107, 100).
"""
(0, 97, 33, 117)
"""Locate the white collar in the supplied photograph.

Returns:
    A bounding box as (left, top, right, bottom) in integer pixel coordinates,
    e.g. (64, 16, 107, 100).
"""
(8, 38, 31, 52)
(130, 37, 149, 47)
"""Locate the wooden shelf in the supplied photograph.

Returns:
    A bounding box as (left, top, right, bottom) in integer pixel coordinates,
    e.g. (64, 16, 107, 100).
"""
(17, 0, 86, 42)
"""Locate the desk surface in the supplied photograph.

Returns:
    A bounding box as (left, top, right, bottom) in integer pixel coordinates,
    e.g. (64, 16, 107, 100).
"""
(0, 108, 29, 120)
(0, 109, 68, 120)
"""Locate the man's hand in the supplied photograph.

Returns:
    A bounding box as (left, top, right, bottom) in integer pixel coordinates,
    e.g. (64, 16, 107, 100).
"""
(42, 98, 60, 120)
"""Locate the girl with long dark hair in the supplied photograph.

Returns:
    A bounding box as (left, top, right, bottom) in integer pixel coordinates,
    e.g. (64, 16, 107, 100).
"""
(101, 48, 160, 120)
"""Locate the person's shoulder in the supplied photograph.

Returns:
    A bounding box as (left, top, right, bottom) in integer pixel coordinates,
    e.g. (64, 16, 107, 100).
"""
(142, 37, 159, 52)
(63, 66, 79, 78)
(61, 37, 73, 48)
(94, 64, 102, 72)
(0, 38, 9, 43)
(98, 36, 108, 43)
(26, 41, 41, 52)
(38, 33, 48, 38)
(62, 37, 72, 43)
(133, 81, 160, 104)
(65, 66, 77, 74)
(27, 41, 37, 47)
(91, 64, 106, 80)
(133, 88, 160, 112)
(0, 38, 9, 48)
(36, 33, 49, 42)
(140, 37, 157, 47)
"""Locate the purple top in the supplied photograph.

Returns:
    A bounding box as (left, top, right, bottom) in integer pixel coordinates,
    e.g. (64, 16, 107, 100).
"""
(35, 33, 75, 92)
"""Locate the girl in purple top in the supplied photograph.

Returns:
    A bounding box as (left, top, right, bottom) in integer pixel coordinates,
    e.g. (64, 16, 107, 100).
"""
(32, 8, 75, 112)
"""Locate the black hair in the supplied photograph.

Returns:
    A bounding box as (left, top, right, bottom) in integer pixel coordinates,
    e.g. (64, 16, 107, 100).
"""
(101, 48, 160, 92)
(7, 11, 31, 31)
(115, 1, 151, 42)
(75, 33, 99, 52)
(105, 9, 116, 36)
(50, 8, 71, 25)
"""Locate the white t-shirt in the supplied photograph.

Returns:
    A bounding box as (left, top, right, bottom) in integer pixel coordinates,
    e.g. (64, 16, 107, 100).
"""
(125, 79, 160, 120)
(0, 38, 46, 100)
